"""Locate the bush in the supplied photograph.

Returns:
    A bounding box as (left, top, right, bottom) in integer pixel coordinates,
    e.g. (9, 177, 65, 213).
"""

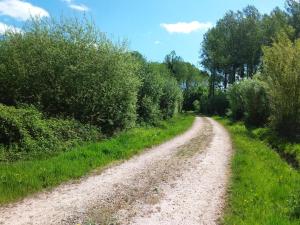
(262, 33, 300, 138)
(241, 78, 270, 126)
(0, 104, 101, 161)
(201, 91, 228, 115)
(138, 96, 161, 124)
(227, 78, 270, 126)
(192, 100, 201, 112)
(160, 78, 183, 119)
(137, 63, 164, 124)
(0, 18, 141, 135)
(136, 61, 183, 123)
(182, 87, 205, 111)
(227, 83, 244, 120)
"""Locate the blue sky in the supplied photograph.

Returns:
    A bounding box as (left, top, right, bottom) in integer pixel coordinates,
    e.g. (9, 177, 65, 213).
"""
(0, 0, 285, 66)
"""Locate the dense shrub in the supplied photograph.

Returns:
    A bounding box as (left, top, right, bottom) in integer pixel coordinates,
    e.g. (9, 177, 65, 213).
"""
(200, 91, 229, 115)
(0, 104, 101, 161)
(262, 33, 300, 138)
(192, 100, 201, 112)
(227, 83, 244, 120)
(137, 63, 164, 124)
(160, 78, 183, 119)
(183, 87, 205, 111)
(135, 60, 183, 124)
(241, 78, 270, 126)
(227, 78, 270, 126)
(0, 18, 141, 134)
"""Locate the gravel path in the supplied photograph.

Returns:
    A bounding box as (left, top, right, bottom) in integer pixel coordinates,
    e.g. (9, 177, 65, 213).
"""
(0, 117, 232, 225)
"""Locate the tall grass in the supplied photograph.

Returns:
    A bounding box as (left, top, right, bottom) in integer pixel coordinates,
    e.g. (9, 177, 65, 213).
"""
(0, 114, 194, 205)
(215, 117, 300, 225)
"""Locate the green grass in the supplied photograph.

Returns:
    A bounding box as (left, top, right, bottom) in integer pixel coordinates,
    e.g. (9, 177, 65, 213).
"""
(214, 117, 300, 225)
(0, 114, 194, 205)
(250, 127, 300, 169)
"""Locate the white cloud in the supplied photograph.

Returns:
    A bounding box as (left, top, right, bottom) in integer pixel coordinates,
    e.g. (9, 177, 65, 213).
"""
(0, 0, 49, 21)
(160, 21, 213, 34)
(69, 3, 89, 11)
(154, 40, 161, 45)
(62, 0, 89, 12)
(0, 22, 22, 34)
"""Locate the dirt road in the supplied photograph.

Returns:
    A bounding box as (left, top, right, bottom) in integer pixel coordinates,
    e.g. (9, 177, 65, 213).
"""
(0, 117, 232, 225)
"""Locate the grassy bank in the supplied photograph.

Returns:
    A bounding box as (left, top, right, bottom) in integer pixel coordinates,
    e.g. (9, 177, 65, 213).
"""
(215, 117, 300, 225)
(0, 114, 194, 205)
(251, 127, 300, 169)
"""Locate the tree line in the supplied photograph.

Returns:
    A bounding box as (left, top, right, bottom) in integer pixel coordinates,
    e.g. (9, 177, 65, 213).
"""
(0, 17, 206, 160)
(199, 0, 300, 139)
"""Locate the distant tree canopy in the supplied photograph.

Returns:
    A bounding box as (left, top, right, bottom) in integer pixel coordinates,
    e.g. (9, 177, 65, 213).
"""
(164, 51, 209, 111)
(200, 2, 299, 95)
(199, 0, 300, 138)
(286, 0, 300, 38)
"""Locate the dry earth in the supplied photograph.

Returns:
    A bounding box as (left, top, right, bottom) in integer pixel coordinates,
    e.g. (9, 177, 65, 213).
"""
(0, 117, 232, 225)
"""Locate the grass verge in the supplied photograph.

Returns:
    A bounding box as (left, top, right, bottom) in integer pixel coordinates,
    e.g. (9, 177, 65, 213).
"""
(0, 114, 194, 205)
(215, 117, 300, 225)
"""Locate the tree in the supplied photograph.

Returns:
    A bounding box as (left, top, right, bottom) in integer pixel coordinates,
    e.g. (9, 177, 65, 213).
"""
(261, 7, 293, 46)
(201, 6, 263, 93)
(227, 78, 269, 125)
(164, 51, 188, 84)
(286, 0, 300, 38)
(131, 52, 183, 123)
(262, 33, 300, 138)
(0, 18, 142, 134)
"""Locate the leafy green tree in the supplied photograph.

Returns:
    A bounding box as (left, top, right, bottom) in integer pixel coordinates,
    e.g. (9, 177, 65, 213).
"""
(0, 18, 141, 134)
(160, 77, 183, 119)
(201, 6, 262, 92)
(136, 62, 164, 124)
(262, 33, 300, 137)
(227, 78, 269, 126)
(261, 7, 293, 45)
(242, 78, 269, 126)
(131, 53, 183, 123)
(286, 0, 300, 38)
(227, 83, 245, 120)
(164, 51, 189, 84)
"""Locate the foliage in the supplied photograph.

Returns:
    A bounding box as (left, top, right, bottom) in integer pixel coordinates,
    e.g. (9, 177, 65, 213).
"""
(216, 117, 300, 225)
(0, 114, 194, 205)
(241, 78, 270, 126)
(164, 51, 187, 83)
(227, 78, 270, 125)
(200, 91, 228, 115)
(201, 5, 262, 92)
(261, 7, 294, 45)
(200, 1, 298, 98)
(160, 77, 183, 119)
(252, 127, 300, 168)
(164, 51, 209, 113)
(286, 0, 300, 38)
(192, 100, 201, 112)
(262, 33, 300, 138)
(0, 104, 101, 162)
(227, 83, 244, 120)
(183, 87, 204, 111)
(0, 18, 141, 134)
(131, 52, 183, 124)
(165, 51, 208, 89)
